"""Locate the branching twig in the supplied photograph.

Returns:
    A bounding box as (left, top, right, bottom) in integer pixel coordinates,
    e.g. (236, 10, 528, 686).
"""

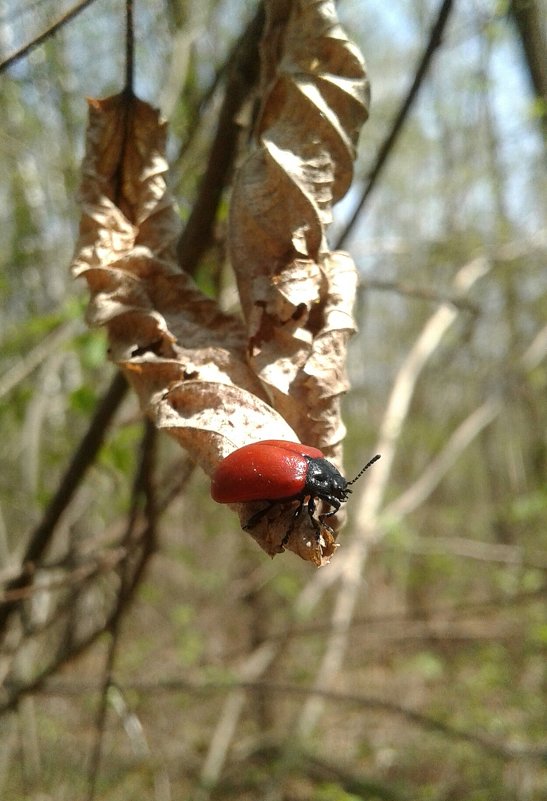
(0, 457, 192, 663)
(0, 0, 99, 73)
(297, 258, 491, 737)
(335, 0, 455, 249)
(86, 420, 158, 801)
(0, 521, 154, 716)
(0, 322, 77, 400)
(35, 677, 547, 762)
(359, 278, 480, 314)
(384, 535, 547, 570)
(175, 3, 265, 275)
(0, 371, 128, 636)
(0, 455, 194, 715)
(0, 548, 126, 603)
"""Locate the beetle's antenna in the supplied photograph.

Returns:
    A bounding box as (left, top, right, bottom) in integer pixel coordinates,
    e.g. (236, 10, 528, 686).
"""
(347, 454, 381, 485)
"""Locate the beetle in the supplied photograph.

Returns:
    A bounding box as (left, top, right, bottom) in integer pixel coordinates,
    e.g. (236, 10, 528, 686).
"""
(211, 439, 380, 540)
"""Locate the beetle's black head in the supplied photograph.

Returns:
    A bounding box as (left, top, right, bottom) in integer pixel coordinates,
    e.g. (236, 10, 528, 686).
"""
(304, 457, 350, 505)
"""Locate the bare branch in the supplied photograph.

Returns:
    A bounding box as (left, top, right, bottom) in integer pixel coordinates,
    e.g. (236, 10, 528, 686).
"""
(86, 420, 158, 801)
(35, 677, 547, 762)
(384, 535, 547, 571)
(297, 257, 491, 737)
(336, 0, 455, 248)
(509, 0, 547, 140)
(359, 278, 479, 314)
(385, 320, 547, 521)
(124, 0, 134, 96)
(385, 398, 501, 519)
(0, 322, 77, 400)
(175, 4, 265, 276)
(0, 0, 100, 74)
(0, 371, 128, 636)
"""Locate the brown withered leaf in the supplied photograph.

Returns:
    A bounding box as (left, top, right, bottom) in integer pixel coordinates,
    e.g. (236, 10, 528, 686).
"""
(229, 0, 369, 461)
(72, 0, 369, 567)
(71, 92, 337, 564)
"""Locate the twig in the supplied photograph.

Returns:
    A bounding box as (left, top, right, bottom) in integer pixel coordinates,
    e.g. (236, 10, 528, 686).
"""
(35, 678, 546, 762)
(0, 0, 99, 73)
(0, 458, 192, 664)
(175, 3, 265, 275)
(0, 371, 128, 637)
(385, 398, 501, 519)
(335, 0, 455, 249)
(0, 421, 160, 714)
(297, 257, 491, 737)
(198, 643, 278, 794)
(221, 585, 546, 656)
(384, 320, 547, 522)
(359, 278, 479, 314)
(174, 63, 227, 159)
(86, 420, 158, 801)
(125, 0, 134, 95)
(0, 548, 127, 603)
(0, 322, 77, 399)
(384, 535, 547, 570)
(251, 683, 544, 761)
(0, 456, 192, 716)
(0, 519, 154, 716)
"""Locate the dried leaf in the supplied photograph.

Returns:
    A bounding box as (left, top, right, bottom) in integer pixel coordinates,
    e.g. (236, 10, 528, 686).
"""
(230, 0, 369, 452)
(72, 98, 291, 462)
(72, 0, 369, 566)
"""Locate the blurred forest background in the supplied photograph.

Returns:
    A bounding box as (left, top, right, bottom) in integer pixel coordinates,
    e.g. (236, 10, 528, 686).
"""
(0, 0, 546, 800)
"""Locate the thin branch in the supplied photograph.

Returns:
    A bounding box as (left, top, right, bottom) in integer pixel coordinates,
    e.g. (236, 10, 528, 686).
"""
(174, 52, 230, 161)
(34, 678, 546, 762)
(385, 319, 547, 522)
(335, 0, 455, 249)
(0, 457, 193, 715)
(221, 585, 546, 656)
(0, 548, 126, 603)
(0, 0, 99, 74)
(86, 420, 158, 801)
(385, 398, 501, 519)
(359, 278, 480, 314)
(0, 458, 192, 666)
(199, 642, 278, 792)
(175, 3, 265, 275)
(0, 322, 77, 399)
(297, 257, 491, 738)
(0, 517, 155, 715)
(509, 0, 547, 140)
(125, 0, 134, 95)
(385, 535, 547, 570)
(0, 371, 128, 636)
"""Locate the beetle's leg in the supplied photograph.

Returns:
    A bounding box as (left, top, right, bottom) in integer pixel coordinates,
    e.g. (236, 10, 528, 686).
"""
(243, 501, 277, 531)
(281, 498, 307, 546)
(318, 497, 340, 522)
(306, 496, 321, 531)
(318, 498, 341, 536)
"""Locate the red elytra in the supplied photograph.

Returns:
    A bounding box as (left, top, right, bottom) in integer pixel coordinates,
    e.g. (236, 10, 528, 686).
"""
(211, 439, 380, 535)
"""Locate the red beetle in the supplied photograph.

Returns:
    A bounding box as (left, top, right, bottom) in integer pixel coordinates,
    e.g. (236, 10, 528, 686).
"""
(211, 439, 380, 539)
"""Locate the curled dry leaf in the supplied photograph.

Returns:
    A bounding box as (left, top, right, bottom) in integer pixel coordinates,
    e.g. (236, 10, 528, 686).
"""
(72, 0, 369, 566)
(230, 0, 369, 462)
